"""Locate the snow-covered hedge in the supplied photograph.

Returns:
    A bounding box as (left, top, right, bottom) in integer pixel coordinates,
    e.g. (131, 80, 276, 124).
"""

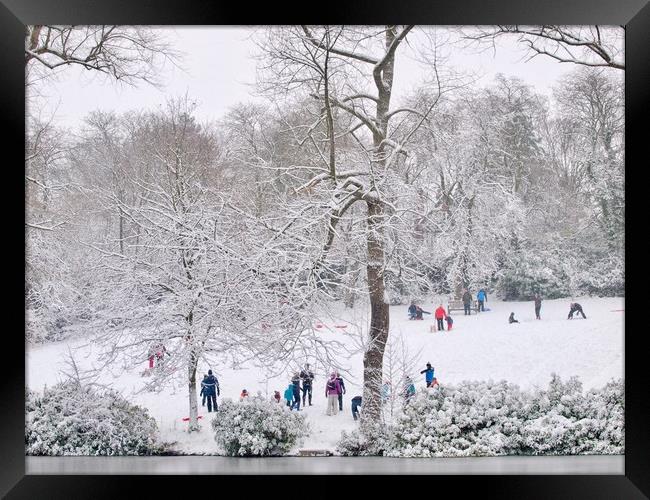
(337, 375, 624, 457)
(211, 399, 309, 456)
(26, 381, 164, 456)
(498, 250, 571, 300)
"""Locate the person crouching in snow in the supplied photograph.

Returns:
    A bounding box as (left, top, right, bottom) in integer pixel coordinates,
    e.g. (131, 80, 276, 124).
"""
(445, 314, 454, 331)
(568, 302, 587, 319)
(508, 312, 519, 324)
(325, 373, 341, 415)
(434, 304, 447, 331)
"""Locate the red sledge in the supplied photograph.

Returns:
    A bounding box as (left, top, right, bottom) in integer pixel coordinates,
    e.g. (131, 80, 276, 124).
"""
(181, 415, 204, 422)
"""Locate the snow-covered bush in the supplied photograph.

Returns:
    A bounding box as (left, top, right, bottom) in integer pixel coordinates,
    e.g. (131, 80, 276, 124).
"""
(498, 250, 571, 300)
(211, 399, 309, 456)
(337, 376, 624, 457)
(336, 423, 389, 456)
(26, 381, 164, 455)
(573, 257, 624, 297)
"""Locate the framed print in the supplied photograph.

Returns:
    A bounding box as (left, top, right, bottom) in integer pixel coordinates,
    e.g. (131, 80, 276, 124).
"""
(2, 0, 648, 497)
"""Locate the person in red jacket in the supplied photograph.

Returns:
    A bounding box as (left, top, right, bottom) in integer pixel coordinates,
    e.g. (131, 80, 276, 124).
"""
(434, 304, 447, 331)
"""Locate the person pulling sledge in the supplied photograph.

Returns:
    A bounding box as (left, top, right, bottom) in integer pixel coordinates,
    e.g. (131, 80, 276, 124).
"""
(508, 312, 519, 324)
(568, 302, 587, 319)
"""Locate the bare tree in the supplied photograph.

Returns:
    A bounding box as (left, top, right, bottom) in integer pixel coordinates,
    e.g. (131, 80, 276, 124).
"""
(462, 26, 624, 71)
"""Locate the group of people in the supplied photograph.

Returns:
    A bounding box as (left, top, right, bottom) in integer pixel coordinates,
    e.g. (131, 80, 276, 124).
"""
(462, 288, 488, 315)
(508, 297, 587, 324)
(409, 302, 454, 331)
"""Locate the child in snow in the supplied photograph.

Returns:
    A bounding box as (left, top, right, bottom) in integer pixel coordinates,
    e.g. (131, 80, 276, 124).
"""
(291, 376, 302, 411)
(508, 312, 519, 324)
(420, 363, 438, 388)
(272, 390, 282, 403)
(239, 389, 249, 402)
(199, 374, 209, 407)
(568, 302, 587, 319)
(351, 395, 362, 421)
(284, 384, 294, 408)
(325, 373, 342, 416)
(445, 314, 454, 331)
(408, 302, 418, 320)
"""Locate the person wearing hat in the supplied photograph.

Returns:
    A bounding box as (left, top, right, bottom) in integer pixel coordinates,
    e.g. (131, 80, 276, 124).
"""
(239, 389, 249, 401)
(420, 363, 435, 388)
(204, 369, 220, 412)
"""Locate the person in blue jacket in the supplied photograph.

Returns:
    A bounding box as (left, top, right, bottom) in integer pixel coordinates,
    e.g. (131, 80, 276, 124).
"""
(403, 376, 416, 404)
(420, 363, 436, 388)
(203, 369, 220, 412)
(284, 384, 294, 408)
(477, 288, 487, 312)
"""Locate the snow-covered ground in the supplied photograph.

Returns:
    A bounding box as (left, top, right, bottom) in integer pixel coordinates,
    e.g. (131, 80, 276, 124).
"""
(26, 297, 624, 454)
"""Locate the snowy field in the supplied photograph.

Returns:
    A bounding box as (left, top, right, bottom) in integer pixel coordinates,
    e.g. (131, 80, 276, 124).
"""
(26, 296, 624, 455)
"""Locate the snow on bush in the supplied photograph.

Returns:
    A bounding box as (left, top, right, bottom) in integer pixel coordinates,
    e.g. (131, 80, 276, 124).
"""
(211, 399, 309, 456)
(337, 375, 624, 457)
(26, 381, 164, 456)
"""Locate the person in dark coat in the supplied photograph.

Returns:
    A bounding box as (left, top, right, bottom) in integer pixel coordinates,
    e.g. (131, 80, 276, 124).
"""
(534, 294, 542, 320)
(408, 303, 418, 320)
(300, 363, 314, 406)
(568, 302, 587, 319)
(199, 374, 209, 407)
(462, 289, 472, 315)
(351, 395, 362, 421)
(508, 312, 519, 324)
(204, 369, 220, 412)
(291, 373, 302, 411)
(336, 372, 346, 411)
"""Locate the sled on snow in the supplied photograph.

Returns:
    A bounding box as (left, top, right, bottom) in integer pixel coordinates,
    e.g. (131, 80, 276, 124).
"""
(181, 415, 204, 422)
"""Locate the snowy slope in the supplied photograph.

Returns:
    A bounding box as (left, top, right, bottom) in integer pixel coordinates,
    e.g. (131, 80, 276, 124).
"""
(26, 297, 624, 454)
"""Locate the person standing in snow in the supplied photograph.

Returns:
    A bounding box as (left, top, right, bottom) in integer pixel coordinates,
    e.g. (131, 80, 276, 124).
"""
(300, 363, 314, 407)
(420, 363, 436, 388)
(568, 302, 587, 319)
(284, 384, 294, 408)
(477, 288, 487, 312)
(336, 372, 346, 411)
(381, 380, 391, 404)
(325, 372, 342, 416)
(403, 376, 416, 404)
(508, 312, 519, 324)
(291, 374, 302, 411)
(408, 302, 418, 320)
(462, 289, 472, 315)
(351, 395, 362, 421)
(534, 294, 542, 320)
(434, 304, 447, 331)
(239, 389, 249, 401)
(204, 370, 220, 412)
(199, 374, 209, 407)
(272, 390, 282, 403)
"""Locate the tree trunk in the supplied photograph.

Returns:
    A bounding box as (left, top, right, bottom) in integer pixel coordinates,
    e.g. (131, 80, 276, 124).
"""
(187, 350, 199, 432)
(360, 200, 389, 436)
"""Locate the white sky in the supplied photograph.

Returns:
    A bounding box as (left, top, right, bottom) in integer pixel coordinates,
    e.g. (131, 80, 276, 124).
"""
(32, 26, 609, 129)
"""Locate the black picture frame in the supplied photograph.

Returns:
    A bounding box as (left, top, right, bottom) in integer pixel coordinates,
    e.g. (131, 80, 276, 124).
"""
(3, 0, 647, 497)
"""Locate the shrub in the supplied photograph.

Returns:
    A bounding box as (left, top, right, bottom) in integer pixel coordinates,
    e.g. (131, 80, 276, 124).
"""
(211, 399, 309, 456)
(336, 375, 624, 457)
(26, 380, 164, 456)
